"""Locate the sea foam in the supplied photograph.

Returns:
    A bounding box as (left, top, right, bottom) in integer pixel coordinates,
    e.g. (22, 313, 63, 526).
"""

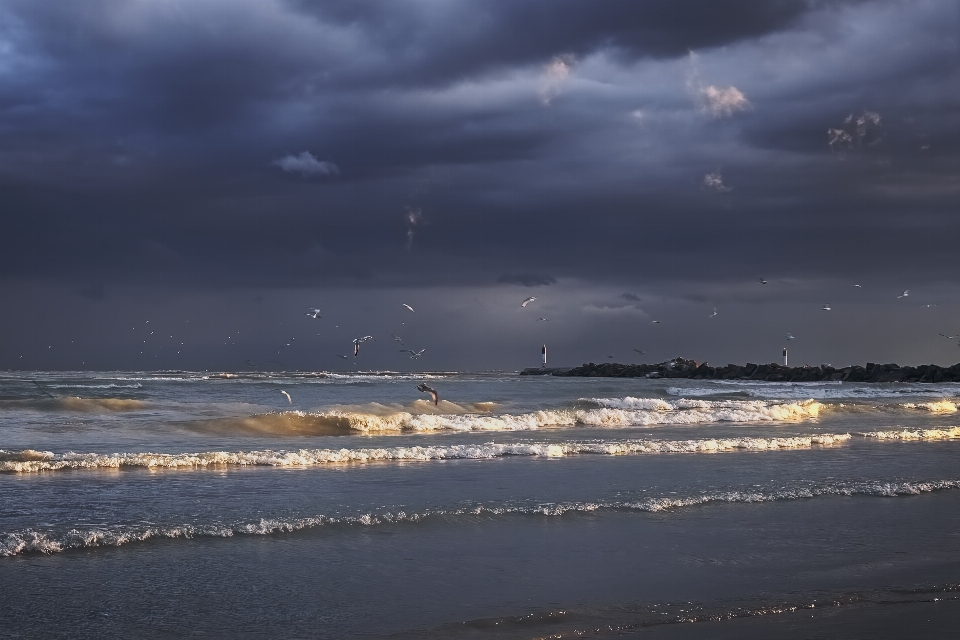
(4, 477, 958, 557)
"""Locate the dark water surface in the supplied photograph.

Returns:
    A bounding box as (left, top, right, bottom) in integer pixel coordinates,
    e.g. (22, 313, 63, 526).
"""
(2, 371, 959, 638)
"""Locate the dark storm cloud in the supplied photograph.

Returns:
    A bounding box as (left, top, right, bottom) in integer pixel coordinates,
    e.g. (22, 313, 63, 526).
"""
(497, 273, 557, 287)
(1, 0, 959, 369)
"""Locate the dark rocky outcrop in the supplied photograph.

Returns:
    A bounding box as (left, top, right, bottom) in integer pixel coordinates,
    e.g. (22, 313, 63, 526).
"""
(520, 358, 960, 382)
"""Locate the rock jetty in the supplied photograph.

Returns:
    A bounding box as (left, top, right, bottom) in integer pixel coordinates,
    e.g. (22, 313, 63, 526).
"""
(521, 357, 960, 383)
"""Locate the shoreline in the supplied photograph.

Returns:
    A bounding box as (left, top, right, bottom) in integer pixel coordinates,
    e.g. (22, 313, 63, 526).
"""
(522, 357, 960, 382)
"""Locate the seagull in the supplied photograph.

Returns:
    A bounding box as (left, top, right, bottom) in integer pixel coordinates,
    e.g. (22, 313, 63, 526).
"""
(352, 335, 374, 356)
(400, 349, 426, 359)
(521, 296, 537, 307)
(823, 304, 832, 311)
(785, 333, 795, 341)
(939, 333, 956, 340)
(537, 317, 549, 322)
(650, 320, 660, 324)
(853, 284, 862, 288)
(708, 307, 717, 318)
(305, 308, 322, 319)
(633, 349, 646, 355)
(758, 278, 768, 285)
(920, 304, 937, 308)
(416, 383, 439, 405)
(897, 290, 910, 299)
(391, 333, 404, 343)
(402, 304, 415, 312)
(337, 355, 349, 359)
(280, 390, 292, 404)
(607, 355, 614, 359)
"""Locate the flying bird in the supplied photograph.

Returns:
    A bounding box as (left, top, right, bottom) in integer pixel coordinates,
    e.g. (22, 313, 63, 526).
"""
(939, 333, 956, 340)
(708, 307, 718, 318)
(391, 333, 404, 343)
(823, 304, 832, 311)
(758, 278, 768, 285)
(785, 333, 795, 341)
(402, 304, 415, 312)
(400, 349, 426, 359)
(853, 284, 862, 288)
(416, 383, 439, 405)
(280, 390, 292, 404)
(537, 317, 549, 322)
(633, 349, 646, 355)
(920, 304, 937, 308)
(352, 335, 375, 356)
(897, 290, 910, 299)
(521, 296, 537, 307)
(304, 308, 322, 319)
(337, 355, 349, 359)
(650, 320, 661, 324)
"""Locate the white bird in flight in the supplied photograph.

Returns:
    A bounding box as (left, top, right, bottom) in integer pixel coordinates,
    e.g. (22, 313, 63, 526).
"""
(280, 390, 292, 404)
(939, 333, 956, 340)
(785, 333, 795, 341)
(402, 304, 415, 312)
(650, 320, 660, 324)
(853, 284, 862, 288)
(758, 278, 768, 285)
(897, 290, 910, 299)
(537, 317, 549, 322)
(823, 304, 832, 311)
(304, 308, 322, 319)
(633, 349, 646, 355)
(521, 296, 537, 307)
(708, 307, 717, 318)
(400, 349, 426, 359)
(391, 333, 404, 343)
(352, 335, 374, 356)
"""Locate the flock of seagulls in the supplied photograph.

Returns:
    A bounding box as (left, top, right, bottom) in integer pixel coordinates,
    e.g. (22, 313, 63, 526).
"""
(217, 280, 957, 401)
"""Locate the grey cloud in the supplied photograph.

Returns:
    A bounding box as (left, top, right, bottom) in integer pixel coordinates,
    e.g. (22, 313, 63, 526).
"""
(1, 0, 959, 369)
(497, 273, 558, 287)
(273, 152, 340, 177)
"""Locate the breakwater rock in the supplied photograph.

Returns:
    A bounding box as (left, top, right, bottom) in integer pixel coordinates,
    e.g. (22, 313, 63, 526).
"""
(521, 358, 960, 382)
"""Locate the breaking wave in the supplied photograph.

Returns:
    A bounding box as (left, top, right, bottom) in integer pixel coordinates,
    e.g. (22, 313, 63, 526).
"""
(0, 433, 851, 473)
(667, 381, 960, 401)
(189, 398, 825, 436)
(0, 397, 148, 412)
(4, 477, 959, 557)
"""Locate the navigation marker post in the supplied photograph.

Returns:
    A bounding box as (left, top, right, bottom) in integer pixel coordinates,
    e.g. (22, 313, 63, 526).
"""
(542, 344, 547, 368)
(783, 348, 788, 367)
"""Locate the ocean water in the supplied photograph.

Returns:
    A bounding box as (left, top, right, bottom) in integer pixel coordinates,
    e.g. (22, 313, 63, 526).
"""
(2, 371, 960, 638)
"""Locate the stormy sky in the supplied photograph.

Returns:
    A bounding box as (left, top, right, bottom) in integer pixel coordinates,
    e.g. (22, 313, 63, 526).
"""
(1, 0, 959, 371)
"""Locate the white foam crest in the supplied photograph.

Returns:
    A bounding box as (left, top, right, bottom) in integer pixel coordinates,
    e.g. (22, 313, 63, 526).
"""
(583, 396, 675, 410)
(901, 401, 958, 413)
(0, 433, 849, 473)
(860, 427, 960, 441)
(414, 399, 821, 431)
(6, 477, 959, 557)
(668, 382, 960, 401)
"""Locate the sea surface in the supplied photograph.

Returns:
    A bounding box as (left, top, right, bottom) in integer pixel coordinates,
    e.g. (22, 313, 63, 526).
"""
(2, 370, 960, 638)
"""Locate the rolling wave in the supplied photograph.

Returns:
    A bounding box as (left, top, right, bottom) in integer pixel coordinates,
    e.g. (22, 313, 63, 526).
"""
(187, 398, 825, 436)
(667, 381, 960, 401)
(0, 432, 858, 473)
(0, 397, 148, 412)
(4, 477, 959, 557)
